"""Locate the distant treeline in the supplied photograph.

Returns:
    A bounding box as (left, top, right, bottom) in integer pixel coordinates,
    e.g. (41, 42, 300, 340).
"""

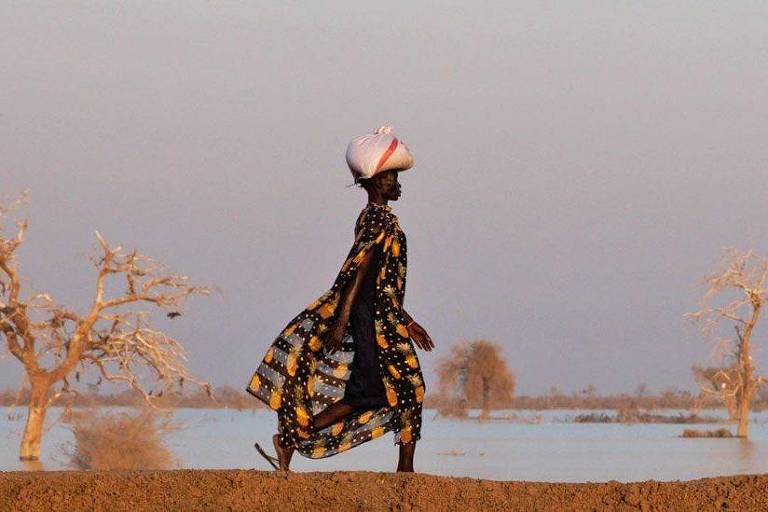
(425, 385, 768, 411)
(0, 385, 258, 410)
(5, 385, 768, 411)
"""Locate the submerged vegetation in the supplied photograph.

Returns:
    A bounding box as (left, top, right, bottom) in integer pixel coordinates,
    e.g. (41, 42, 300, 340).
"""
(681, 428, 734, 438)
(573, 409, 722, 424)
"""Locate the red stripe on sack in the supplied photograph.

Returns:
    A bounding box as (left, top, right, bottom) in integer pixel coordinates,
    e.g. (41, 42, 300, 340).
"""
(375, 138, 399, 172)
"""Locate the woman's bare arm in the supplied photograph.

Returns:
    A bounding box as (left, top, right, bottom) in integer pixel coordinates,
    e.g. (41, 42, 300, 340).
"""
(325, 247, 375, 353)
(326, 242, 434, 353)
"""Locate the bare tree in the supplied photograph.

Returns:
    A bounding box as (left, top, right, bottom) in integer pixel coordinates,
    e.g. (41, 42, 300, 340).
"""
(0, 192, 211, 460)
(436, 340, 515, 420)
(685, 248, 768, 438)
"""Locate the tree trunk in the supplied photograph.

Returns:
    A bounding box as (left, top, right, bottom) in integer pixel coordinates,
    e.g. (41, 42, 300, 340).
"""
(736, 361, 752, 438)
(19, 378, 50, 461)
(737, 392, 750, 438)
(736, 308, 758, 438)
(479, 378, 491, 421)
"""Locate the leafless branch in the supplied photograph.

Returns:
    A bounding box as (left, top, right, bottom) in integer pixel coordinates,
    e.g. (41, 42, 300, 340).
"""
(1, 193, 211, 417)
(684, 248, 768, 338)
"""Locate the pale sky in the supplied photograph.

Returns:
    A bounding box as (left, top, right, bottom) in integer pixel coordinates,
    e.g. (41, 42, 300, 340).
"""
(2, 1, 767, 394)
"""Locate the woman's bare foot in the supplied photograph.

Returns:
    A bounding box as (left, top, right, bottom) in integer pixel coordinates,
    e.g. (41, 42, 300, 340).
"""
(273, 434, 294, 471)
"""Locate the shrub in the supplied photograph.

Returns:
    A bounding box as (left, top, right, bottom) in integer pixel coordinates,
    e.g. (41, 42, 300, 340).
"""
(681, 428, 733, 438)
(66, 408, 179, 470)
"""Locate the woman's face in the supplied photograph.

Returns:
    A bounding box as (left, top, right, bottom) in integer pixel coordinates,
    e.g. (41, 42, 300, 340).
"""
(376, 170, 402, 201)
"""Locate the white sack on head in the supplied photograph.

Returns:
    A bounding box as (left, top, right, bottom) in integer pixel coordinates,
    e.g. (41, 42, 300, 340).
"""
(346, 125, 414, 183)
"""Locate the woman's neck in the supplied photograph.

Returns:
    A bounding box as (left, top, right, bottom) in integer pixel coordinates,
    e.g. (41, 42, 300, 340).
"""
(367, 194, 388, 206)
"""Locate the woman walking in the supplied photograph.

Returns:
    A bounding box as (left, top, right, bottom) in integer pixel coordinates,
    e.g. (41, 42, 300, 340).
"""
(246, 126, 434, 472)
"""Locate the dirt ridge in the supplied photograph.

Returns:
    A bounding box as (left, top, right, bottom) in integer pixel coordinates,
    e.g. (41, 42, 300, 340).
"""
(2, 470, 767, 511)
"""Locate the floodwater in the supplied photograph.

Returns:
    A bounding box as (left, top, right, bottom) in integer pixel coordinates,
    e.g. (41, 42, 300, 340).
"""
(3, 407, 768, 482)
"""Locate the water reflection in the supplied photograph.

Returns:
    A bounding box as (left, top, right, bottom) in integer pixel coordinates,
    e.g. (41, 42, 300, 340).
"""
(20, 459, 46, 472)
(736, 438, 759, 473)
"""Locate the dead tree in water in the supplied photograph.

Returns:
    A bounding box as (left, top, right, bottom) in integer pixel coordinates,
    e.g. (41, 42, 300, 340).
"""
(0, 193, 211, 460)
(436, 340, 515, 420)
(685, 248, 768, 438)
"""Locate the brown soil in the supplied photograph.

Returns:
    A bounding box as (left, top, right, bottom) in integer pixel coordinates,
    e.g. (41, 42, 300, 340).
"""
(1, 470, 766, 511)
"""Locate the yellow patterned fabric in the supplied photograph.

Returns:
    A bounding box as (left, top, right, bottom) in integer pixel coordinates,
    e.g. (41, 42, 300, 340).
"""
(246, 202, 424, 458)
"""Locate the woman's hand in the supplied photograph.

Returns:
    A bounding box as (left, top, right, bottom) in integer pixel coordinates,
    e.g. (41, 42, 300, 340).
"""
(324, 319, 348, 354)
(407, 321, 434, 352)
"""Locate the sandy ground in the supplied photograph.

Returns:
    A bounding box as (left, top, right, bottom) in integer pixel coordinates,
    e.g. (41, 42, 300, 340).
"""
(1, 470, 767, 511)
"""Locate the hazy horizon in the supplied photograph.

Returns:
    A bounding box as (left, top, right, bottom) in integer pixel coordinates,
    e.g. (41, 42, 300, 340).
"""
(2, 1, 767, 395)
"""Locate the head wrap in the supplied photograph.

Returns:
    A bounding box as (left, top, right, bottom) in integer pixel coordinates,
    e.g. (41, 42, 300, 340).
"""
(345, 125, 414, 184)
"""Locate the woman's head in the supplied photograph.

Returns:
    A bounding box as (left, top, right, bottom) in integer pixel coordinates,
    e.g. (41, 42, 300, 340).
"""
(359, 169, 402, 202)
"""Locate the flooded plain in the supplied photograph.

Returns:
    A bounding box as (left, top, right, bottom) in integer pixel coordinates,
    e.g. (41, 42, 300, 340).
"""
(3, 407, 768, 482)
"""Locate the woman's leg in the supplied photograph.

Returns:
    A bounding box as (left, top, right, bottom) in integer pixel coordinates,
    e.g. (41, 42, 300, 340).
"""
(272, 434, 294, 470)
(397, 441, 416, 472)
(273, 419, 294, 471)
(312, 401, 355, 430)
(275, 403, 356, 471)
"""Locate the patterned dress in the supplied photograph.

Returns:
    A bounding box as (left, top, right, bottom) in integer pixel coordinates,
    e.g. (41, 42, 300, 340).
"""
(341, 242, 390, 410)
(246, 202, 424, 458)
